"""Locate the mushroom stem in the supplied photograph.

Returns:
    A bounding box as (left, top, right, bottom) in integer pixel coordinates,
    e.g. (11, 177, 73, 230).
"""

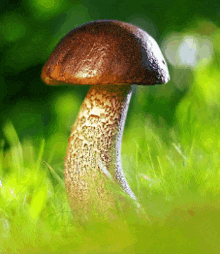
(64, 84, 136, 212)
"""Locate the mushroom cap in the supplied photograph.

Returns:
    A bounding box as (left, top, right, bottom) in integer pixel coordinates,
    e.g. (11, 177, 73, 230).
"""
(41, 20, 170, 86)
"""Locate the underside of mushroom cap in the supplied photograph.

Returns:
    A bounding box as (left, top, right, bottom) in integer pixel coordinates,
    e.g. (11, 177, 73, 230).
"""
(41, 20, 170, 86)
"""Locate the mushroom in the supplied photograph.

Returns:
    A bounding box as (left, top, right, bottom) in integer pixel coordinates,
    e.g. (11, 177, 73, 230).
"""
(41, 20, 170, 215)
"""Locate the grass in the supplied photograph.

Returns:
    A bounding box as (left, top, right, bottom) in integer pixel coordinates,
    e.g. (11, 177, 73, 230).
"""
(1, 113, 220, 253)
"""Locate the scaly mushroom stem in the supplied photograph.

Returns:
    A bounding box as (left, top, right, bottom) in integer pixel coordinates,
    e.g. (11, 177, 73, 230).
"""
(64, 84, 136, 213)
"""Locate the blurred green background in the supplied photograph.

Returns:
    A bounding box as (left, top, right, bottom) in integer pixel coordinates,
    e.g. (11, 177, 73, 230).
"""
(1, 1, 220, 252)
(1, 0, 220, 163)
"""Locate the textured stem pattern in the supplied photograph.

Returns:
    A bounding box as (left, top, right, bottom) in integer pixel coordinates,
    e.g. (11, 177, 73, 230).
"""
(64, 84, 136, 214)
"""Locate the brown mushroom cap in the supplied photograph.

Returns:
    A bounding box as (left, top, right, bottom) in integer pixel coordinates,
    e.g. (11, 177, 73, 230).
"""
(41, 20, 170, 86)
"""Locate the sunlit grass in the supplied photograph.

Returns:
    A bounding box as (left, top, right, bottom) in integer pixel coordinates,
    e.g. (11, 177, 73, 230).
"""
(1, 110, 220, 253)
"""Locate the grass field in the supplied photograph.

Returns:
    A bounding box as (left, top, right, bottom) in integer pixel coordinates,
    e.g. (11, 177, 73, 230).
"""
(1, 31, 220, 253)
